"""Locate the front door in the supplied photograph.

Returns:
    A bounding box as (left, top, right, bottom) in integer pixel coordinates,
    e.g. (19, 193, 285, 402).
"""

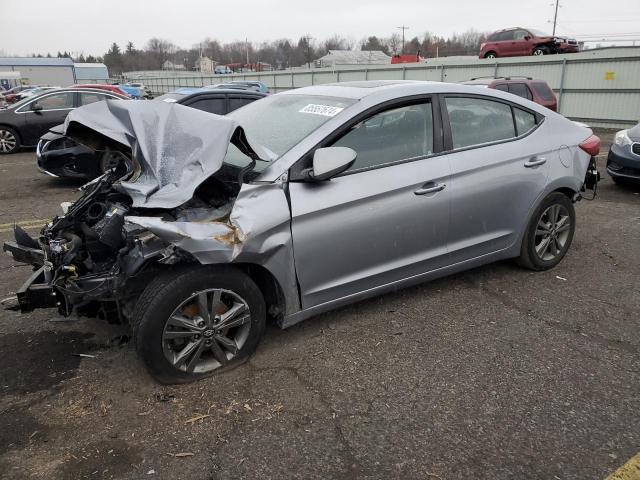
(289, 100, 451, 309)
(18, 92, 76, 145)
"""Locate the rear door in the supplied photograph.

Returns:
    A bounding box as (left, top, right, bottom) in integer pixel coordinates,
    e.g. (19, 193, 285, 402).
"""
(289, 98, 451, 308)
(16, 91, 76, 145)
(440, 95, 548, 263)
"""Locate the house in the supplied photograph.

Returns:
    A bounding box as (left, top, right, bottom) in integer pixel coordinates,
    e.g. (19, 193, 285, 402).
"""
(195, 56, 215, 73)
(162, 60, 186, 71)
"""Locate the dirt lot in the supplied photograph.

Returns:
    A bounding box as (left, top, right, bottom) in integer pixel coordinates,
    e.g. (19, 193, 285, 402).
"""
(0, 131, 638, 480)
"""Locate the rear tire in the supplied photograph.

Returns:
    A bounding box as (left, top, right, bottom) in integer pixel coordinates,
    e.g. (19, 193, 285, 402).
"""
(0, 126, 20, 154)
(517, 192, 575, 271)
(133, 266, 266, 384)
(484, 51, 497, 59)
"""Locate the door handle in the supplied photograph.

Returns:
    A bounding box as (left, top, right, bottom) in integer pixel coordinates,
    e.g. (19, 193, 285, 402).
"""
(414, 183, 446, 195)
(524, 157, 547, 168)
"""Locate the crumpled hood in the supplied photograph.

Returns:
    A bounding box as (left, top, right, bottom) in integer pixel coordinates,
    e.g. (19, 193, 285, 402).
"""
(64, 100, 260, 209)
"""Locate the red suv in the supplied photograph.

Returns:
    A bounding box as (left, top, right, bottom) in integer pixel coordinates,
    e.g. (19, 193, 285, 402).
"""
(480, 28, 579, 59)
(462, 77, 558, 111)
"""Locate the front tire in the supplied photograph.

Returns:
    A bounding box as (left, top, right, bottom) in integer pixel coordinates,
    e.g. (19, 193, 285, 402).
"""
(133, 266, 266, 384)
(0, 126, 20, 154)
(517, 192, 575, 271)
(532, 46, 549, 56)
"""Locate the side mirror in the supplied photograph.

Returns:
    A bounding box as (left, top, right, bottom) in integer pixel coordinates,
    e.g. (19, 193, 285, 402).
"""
(307, 147, 357, 181)
(31, 103, 43, 112)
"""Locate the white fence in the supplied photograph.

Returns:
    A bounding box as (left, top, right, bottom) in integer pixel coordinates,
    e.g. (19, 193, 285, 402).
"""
(125, 47, 640, 129)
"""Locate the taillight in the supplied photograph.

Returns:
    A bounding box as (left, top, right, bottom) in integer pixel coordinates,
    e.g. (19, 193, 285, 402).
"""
(579, 135, 600, 156)
(480, 43, 486, 50)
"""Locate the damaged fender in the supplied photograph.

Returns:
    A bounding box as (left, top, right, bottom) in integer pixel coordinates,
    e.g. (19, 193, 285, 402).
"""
(126, 182, 300, 316)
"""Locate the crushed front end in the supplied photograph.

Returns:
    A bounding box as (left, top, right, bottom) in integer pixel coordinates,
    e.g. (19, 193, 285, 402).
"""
(3, 99, 268, 323)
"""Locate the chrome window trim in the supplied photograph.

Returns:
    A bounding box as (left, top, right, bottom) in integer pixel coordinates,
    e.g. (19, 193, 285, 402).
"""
(15, 91, 75, 114)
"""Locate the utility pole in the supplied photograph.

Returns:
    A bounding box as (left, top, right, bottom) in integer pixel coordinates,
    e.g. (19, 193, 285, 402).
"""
(552, 0, 560, 36)
(245, 38, 249, 67)
(397, 25, 409, 54)
(303, 35, 313, 69)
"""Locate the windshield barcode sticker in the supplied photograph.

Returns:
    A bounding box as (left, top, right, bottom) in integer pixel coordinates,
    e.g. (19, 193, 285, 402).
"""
(299, 104, 344, 117)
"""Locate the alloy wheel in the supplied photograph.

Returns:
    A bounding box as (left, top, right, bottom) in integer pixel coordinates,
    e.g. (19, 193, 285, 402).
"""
(162, 288, 251, 374)
(534, 204, 571, 261)
(533, 49, 545, 56)
(0, 129, 17, 153)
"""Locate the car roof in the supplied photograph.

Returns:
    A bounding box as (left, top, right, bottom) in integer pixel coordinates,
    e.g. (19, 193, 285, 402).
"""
(30, 87, 128, 98)
(462, 77, 539, 85)
(281, 80, 536, 100)
(178, 89, 266, 103)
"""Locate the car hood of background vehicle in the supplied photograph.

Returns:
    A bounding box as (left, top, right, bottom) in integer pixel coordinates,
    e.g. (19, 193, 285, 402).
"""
(627, 122, 640, 140)
(63, 100, 262, 209)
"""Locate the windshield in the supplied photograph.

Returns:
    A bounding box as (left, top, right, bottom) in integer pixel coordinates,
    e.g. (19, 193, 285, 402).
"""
(529, 28, 550, 37)
(154, 93, 186, 103)
(224, 94, 356, 171)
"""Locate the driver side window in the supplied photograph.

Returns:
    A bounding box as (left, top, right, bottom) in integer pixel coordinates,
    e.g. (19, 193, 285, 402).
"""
(32, 93, 74, 110)
(332, 101, 434, 173)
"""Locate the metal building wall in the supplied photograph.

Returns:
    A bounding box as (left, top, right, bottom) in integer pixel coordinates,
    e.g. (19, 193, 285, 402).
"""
(0, 65, 75, 87)
(127, 47, 640, 129)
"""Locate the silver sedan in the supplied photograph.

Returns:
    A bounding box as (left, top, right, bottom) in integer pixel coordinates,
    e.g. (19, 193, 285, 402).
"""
(5, 80, 600, 383)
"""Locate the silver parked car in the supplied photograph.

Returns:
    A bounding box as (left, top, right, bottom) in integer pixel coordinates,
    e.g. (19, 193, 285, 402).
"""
(4, 80, 600, 383)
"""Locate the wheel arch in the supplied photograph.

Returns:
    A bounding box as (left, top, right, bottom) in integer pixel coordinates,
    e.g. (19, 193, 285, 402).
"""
(230, 262, 287, 325)
(0, 123, 22, 143)
(510, 183, 579, 257)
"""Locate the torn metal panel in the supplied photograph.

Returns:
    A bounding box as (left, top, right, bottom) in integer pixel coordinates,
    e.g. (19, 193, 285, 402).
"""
(63, 100, 261, 209)
(126, 183, 301, 315)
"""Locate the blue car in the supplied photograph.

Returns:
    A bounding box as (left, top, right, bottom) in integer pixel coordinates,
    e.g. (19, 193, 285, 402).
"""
(117, 84, 142, 99)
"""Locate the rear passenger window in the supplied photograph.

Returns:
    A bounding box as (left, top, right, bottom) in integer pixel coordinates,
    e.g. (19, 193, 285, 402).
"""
(445, 97, 515, 149)
(333, 102, 434, 172)
(531, 82, 555, 102)
(507, 83, 533, 100)
(496, 31, 514, 41)
(188, 98, 226, 115)
(514, 108, 537, 135)
(229, 97, 254, 112)
(494, 84, 508, 92)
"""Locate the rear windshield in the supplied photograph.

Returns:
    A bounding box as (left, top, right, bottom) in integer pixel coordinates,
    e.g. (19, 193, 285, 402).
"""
(531, 82, 555, 102)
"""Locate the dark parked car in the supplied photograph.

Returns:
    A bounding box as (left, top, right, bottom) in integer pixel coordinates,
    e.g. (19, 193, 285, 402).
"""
(607, 123, 640, 184)
(0, 88, 128, 154)
(207, 81, 270, 94)
(480, 28, 579, 58)
(463, 77, 558, 111)
(36, 88, 266, 179)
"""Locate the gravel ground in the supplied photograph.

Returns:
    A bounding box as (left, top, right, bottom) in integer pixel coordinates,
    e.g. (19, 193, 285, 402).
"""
(0, 130, 638, 480)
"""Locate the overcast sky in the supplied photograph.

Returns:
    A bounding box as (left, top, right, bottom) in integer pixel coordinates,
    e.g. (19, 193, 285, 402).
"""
(2, 0, 639, 56)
